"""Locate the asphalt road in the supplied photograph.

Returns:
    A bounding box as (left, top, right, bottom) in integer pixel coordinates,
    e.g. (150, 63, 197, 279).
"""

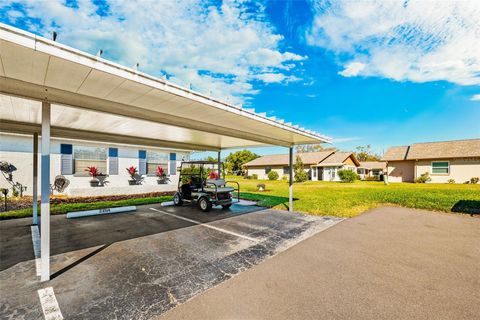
(160, 207, 480, 320)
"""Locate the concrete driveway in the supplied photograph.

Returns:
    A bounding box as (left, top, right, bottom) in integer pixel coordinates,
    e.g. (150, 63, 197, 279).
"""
(0, 203, 340, 319)
(160, 207, 480, 320)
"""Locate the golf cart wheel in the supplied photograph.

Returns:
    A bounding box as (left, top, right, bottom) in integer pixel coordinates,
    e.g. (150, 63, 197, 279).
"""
(198, 197, 212, 212)
(173, 193, 183, 206)
(222, 204, 232, 210)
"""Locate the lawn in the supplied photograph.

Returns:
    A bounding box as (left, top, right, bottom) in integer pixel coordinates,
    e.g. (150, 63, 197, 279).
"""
(0, 195, 172, 220)
(230, 177, 480, 218)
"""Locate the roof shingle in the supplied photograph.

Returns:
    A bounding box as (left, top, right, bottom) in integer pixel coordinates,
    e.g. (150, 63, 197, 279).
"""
(382, 139, 480, 161)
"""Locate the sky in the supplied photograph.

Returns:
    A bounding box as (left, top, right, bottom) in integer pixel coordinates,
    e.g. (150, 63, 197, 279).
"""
(1, 0, 479, 158)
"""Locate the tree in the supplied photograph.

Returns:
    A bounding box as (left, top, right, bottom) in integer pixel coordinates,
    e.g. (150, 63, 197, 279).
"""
(225, 150, 260, 175)
(294, 155, 308, 182)
(354, 145, 381, 162)
(295, 144, 335, 153)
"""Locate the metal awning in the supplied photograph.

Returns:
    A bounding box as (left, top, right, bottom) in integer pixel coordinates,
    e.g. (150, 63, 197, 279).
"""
(0, 23, 330, 282)
(0, 23, 330, 150)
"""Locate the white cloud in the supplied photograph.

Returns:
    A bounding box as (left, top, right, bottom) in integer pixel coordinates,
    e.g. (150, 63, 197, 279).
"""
(307, 0, 480, 86)
(1, 0, 305, 104)
(471, 94, 480, 101)
(338, 62, 365, 77)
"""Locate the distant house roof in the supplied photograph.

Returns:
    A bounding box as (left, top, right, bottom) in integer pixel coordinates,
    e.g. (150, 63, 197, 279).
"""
(244, 151, 334, 167)
(359, 161, 387, 170)
(382, 139, 480, 161)
(314, 152, 360, 167)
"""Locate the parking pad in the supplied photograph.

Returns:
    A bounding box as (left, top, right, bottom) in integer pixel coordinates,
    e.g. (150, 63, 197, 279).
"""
(0, 204, 342, 319)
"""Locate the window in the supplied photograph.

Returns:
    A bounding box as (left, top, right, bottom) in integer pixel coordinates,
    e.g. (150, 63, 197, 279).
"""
(74, 146, 107, 175)
(265, 167, 271, 174)
(432, 161, 449, 174)
(283, 166, 290, 174)
(372, 169, 381, 176)
(147, 151, 169, 175)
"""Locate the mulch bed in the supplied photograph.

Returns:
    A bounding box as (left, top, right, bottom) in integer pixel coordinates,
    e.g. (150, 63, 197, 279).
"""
(0, 192, 175, 212)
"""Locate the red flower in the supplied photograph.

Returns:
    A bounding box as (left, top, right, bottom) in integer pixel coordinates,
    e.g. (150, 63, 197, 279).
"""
(126, 166, 138, 178)
(156, 166, 165, 177)
(209, 171, 219, 179)
(85, 166, 100, 178)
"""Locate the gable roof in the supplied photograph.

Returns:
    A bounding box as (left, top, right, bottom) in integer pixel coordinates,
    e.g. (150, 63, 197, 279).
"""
(315, 152, 360, 167)
(382, 139, 480, 161)
(244, 151, 334, 167)
(359, 161, 387, 170)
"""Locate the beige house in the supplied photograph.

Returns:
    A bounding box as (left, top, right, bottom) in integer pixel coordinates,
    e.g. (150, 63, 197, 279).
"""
(244, 151, 360, 181)
(311, 152, 360, 181)
(382, 139, 480, 183)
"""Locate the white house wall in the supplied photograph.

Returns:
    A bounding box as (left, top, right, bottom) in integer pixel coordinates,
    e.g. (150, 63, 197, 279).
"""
(415, 158, 480, 184)
(0, 133, 190, 196)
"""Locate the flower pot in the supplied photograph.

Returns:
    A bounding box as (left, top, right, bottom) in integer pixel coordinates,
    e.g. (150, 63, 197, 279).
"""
(157, 179, 167, 184)
(128, 180, 137, 185)
(90, 179, 100, 187)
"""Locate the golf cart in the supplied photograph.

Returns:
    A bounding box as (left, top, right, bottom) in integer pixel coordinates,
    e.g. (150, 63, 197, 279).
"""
(173, 161, 239, 212)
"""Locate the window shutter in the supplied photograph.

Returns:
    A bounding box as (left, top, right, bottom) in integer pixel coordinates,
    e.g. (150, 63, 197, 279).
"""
(60, 144, 73, 175)
(108, 148, 118, 175)
(139, 150, 147, 175)
(169, 153, 177, 175)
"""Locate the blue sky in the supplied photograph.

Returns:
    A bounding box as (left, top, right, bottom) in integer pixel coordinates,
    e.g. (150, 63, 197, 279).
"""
(1, 0, 479, 158)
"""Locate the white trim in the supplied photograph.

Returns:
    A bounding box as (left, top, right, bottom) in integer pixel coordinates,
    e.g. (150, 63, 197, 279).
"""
(149, 207, 258, 242)
(37, 287, 64, 320)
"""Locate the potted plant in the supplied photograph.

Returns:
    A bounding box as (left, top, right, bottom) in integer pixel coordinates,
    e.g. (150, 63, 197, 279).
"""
(85, 166, 101, 187)
(127, 166, 138, 185)
(156, 166, 169, 184)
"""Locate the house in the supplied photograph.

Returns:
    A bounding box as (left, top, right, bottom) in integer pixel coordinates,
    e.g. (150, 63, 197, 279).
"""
(244, 151, 360, 181)
(243, 151, 333, 180)
(382, 139, 480, 183)
(311, 152, 360, 181)
(0, 133, 191, 196)
(357, 161, 387, 180)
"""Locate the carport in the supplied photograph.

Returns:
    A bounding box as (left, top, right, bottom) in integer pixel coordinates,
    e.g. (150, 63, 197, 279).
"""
(0, 23, 329, 281)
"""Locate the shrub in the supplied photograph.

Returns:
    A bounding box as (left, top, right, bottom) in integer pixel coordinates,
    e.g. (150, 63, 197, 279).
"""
(282, 175, 288, 180)
(251, 174, 258, 180)
(267, 171, 279, 180)
(470, 177, 479, 184)
(294, 155, 308, 182)
(365, 176, 379, 181)
(415, 172, 431, 183)
(447, 179, 455, 184)
(244, 175, 252, 180)
(338, 169, 359, 183)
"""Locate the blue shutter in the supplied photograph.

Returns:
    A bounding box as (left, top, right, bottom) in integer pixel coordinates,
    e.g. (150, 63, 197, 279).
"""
(108, 148, 118, 175)
(169, 153, 176, 175)
(60, 144, 73, 175)
(138, 150, 147, 175)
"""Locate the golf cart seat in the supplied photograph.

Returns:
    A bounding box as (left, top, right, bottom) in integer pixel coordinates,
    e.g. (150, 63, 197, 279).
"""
(206, 179, 235, 192)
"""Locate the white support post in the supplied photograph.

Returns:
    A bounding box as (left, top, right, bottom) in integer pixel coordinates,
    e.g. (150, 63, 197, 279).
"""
(40, 102, 51, 282)
(288, 146, 293, 212)
(217, 151, 221, 178)
(32, 132, 38, 225)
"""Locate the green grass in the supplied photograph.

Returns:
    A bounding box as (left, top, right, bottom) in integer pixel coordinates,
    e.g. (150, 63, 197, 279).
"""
(230, 176, 480, 218)
(0, 196, 172, 220)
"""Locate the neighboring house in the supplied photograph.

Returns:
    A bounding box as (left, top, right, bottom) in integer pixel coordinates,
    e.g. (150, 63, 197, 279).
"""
(244, 151, 333, 180)
(0, 133, 191, 196)
(382, 139, 480, 183)
(244, 151, 360, 181)
(311, 152, 360, 181)
(357, 161, 387, 180)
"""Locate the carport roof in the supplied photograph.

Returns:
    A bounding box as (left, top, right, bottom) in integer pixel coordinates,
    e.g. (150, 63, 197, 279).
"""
(0, 23, 330, 151)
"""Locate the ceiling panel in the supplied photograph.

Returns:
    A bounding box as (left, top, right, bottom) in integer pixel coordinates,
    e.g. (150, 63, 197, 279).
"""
(44, 56, 91, 92)
(76, 69, 125, 98)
